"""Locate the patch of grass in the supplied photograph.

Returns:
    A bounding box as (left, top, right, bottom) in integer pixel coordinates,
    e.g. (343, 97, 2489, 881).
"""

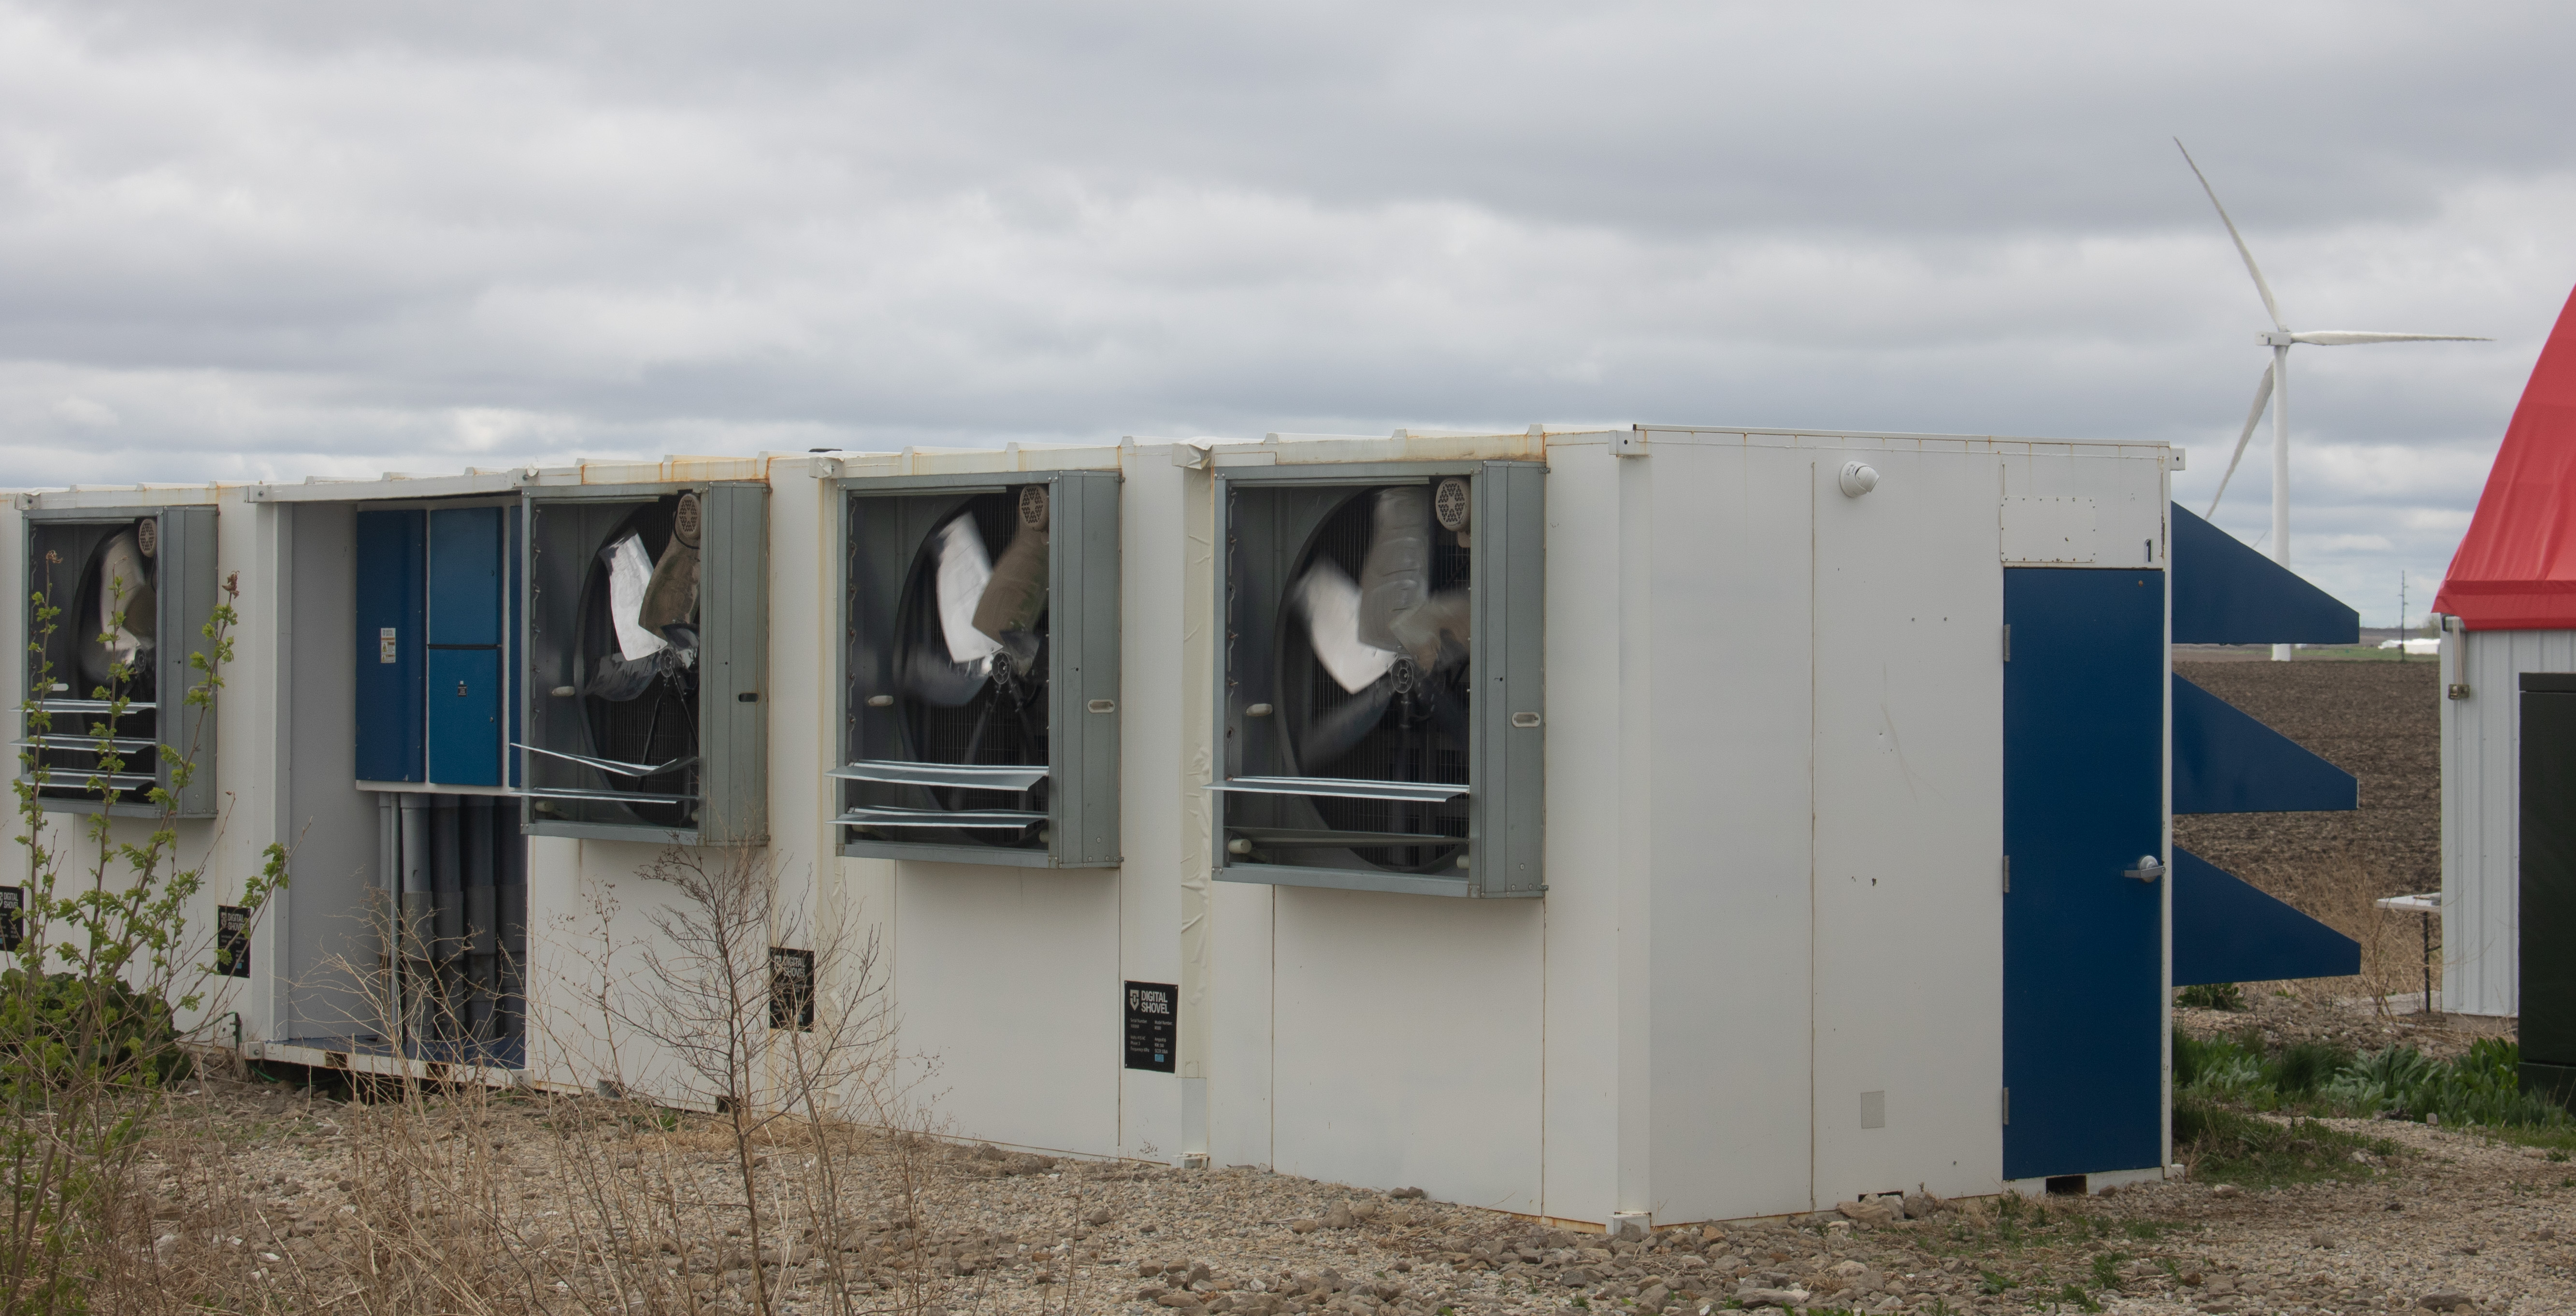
(2178, 1026, 2572, 1131)
(2173, 1099, 2399, 1187)
(2056, 1282, 2104, 1313)
(1976, 1269, 2015, 1295)
(2121, 1219, 2164, 1242)
(2089, 1252, 2128, 1288)
(2269, 1040, 2353, 1096)
(2176, 982, 2245, 1011)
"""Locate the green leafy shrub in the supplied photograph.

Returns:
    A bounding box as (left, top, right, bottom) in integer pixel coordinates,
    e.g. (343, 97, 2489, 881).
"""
(0, 970, 188, 1094)
(2321, 1040, 2567, 1127)
(2174, 1029, 2268, 1101)
(0, 568, 282, 1313)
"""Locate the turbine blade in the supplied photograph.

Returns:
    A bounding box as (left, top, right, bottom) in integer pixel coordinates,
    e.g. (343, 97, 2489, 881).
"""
(2206, 362, 2275, 519)
(2288, 330, 2491, 346)
(1294, 558, 1396, 694)
(2175, 139, 2287, 330)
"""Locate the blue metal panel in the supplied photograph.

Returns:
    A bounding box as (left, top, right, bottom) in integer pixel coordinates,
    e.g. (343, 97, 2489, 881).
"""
(429, 507, 505, 646)
(507, 509, 523, 788)
(427, 647, 503, 786)
(2172, 847, 2360, 985)
(2170, 503, 2360, 645)
(2171, 674, 2358, 814)
(428, 505, 508, 787)
(353, 510, 426, 783)
(2004, 568, 2165, 1181)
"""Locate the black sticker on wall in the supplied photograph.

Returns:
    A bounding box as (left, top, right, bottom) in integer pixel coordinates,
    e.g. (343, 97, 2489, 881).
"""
(0, 886, 23, 953)
(216, 905, 251, 979)
(1124, 981, 1177, 1073)
(770, 947, 816, 1031)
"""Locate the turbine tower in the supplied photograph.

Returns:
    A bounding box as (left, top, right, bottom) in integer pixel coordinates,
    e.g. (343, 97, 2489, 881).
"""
(2176, 140, 2486, 659)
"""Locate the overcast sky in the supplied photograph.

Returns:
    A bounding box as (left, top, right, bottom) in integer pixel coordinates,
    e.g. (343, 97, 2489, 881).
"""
(3, 2, 2570, 623)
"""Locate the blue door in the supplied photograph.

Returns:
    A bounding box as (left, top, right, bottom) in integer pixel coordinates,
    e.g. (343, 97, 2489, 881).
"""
(2003, 567, 2165, 1180)
(428, 648, 503, 785)
(355, 510, 427, 782)
(427, 507, 508, 786)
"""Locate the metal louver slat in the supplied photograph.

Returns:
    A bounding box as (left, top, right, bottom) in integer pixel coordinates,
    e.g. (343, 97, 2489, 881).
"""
(828, 760, 1048, 791)
(838, 806, 1048, 829)
(1206, 776, 1467, 802)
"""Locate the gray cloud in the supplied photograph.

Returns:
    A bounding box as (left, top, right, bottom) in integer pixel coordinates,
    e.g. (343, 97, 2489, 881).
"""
(2, 1, 2572, 621)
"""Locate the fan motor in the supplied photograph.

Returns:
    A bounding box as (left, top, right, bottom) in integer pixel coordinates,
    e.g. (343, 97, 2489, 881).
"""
(1433, 477, 1470, 532)
(1018, 484, 1051, 530)
(134, 517, 158, 558)
(672, 491, 704, 548)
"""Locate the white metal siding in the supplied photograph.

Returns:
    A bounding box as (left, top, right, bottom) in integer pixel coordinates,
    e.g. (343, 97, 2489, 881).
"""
(6, 429, 2175, 1225)
(1808, 443, 2007, 1208)
(2440, 627, 2576, 1017)
(1627, 437, 1817, 1225)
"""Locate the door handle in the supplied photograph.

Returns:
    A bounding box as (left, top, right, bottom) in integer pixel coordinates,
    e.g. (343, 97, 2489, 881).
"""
(2122, 855, 2165, 883)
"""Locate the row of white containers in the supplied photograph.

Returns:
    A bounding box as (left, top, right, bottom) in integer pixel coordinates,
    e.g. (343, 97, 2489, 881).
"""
(0, 424, 2179, 1227)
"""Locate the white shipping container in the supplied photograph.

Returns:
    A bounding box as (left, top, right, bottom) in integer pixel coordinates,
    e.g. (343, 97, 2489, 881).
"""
(2, 424, 2179, 1226)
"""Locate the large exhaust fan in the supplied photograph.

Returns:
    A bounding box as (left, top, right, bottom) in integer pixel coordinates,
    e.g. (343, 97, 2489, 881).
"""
(522, 484, 767, 844)
(1213, 463, 1543, 897)
(22, 507, 218, 817)
(840, 471, 1120, 868)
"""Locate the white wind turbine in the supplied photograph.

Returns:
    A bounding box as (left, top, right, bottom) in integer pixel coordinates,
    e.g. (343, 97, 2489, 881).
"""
(2176, 139, 2487, 660)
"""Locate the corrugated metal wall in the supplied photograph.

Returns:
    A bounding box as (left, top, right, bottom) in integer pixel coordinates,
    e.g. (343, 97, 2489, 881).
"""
(2442, 627, 2576, 1016)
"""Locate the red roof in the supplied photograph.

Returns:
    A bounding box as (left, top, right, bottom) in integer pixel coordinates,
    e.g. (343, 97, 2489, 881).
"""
(2437, 284, 2576, 629)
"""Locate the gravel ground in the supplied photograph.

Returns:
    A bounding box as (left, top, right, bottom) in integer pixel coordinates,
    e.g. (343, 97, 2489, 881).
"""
(143, 1074, 2571, 1316)
(126, 659, 2508, 1313)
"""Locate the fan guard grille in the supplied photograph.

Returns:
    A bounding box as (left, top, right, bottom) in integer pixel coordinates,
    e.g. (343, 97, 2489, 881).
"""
(1278, 488, 1470, 871)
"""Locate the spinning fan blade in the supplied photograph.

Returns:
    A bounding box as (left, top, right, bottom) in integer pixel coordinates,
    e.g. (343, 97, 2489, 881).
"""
(1298, 677, 1394, 771)
(933, 516, 1003, 666)
(602, 532, 669, 661)
(898, 515, 1003, 707)
(971, 518, 1048, 650)
(80, 531, 156, 687)
(899, 635, 992, 707)
(638, 536, 700, 636)
(1355, 487, 1433, 651)
(1293, 558, 1396, 694)
(583, 651, 661, 702)
(1387, 588, 1470, 672)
